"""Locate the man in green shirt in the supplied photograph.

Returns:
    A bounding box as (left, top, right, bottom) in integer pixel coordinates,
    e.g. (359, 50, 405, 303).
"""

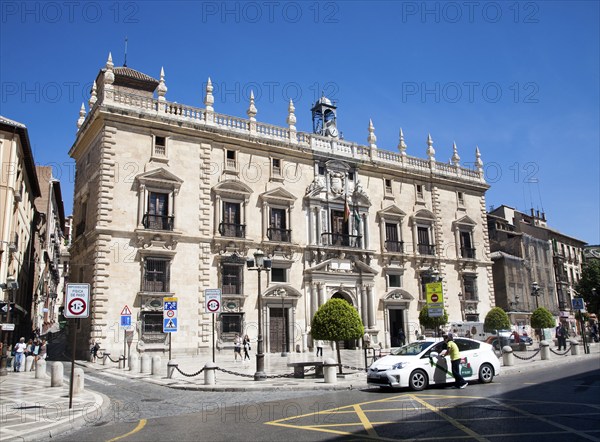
(440, 333, 467, 389)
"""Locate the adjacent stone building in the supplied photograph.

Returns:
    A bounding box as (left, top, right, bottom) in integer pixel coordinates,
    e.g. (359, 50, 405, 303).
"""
(69, 54, 494, 357)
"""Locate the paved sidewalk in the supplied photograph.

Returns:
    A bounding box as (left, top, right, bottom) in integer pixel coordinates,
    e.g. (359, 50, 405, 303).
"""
(0, 366, 108, 442)
(0, 342, 597, 441)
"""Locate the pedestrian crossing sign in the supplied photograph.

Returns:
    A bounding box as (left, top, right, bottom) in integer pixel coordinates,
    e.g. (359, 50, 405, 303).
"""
(163, 318, 177, 332)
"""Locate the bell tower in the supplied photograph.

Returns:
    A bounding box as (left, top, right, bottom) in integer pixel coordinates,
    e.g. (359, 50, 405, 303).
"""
(311, 95, 338, 138)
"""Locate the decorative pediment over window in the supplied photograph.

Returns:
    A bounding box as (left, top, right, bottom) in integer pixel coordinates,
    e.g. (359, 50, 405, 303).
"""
(351, 190, 371, 207)
(212, 180, 253, 199)
(377, 205, 406, 222)
(305, 258, 378, 275)
(136, 168, 183, 193)
(263, 284, 302, 298)
(453, 215, 477, 229)
(260, 187, 296, 206)
(412, 209, 435, 222)
(384, 289, 414, 302)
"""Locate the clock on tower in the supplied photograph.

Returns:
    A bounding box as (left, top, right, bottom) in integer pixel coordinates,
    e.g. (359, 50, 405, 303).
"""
(311, 95, 339, 138)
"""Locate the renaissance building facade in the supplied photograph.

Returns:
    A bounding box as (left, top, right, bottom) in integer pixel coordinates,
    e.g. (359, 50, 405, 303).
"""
(69, 54, 494, 356)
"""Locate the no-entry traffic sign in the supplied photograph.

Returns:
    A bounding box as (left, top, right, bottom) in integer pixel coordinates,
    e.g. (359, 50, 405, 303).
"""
(205, 289, 221, 314)
(64, 283, 90, 318)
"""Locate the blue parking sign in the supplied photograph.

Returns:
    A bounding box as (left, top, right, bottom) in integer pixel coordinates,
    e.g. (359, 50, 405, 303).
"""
(572, 298, 585, 311)
(120, 315, 131, 327)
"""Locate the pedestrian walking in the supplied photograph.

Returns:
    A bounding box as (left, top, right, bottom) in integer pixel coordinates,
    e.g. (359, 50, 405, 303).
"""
(398, 329, 406, 346)
(556, 322, 568, 350)
(90, 340, 100, 362)
(39, 339, 48, 360)
(315, 340, 323, 357)
(242, 334, 251, 360)
(13, 337, 26, 372)
(439, 333, 468, 389)
(30, 339, 40, 371)
(234, 334, 242, 361)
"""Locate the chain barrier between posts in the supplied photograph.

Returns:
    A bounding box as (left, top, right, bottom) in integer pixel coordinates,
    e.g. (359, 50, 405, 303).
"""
(97, 351, 120, 363)
(342, 364, 367, 372)
(512, 347, 542, 360)
(174, 366, 206, 377)
(549, 345, 572, 356)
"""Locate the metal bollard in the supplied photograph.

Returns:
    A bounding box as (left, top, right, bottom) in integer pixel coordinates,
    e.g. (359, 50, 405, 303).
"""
(73, 367, 85, 394)
(151, 355, 164, 376)
(204, 362, 217, 385)
(140, 354, 151, 374)
(570, 339, 580, 355)
(129, 353, 139, 372)
(502, 346, 514, 366)
(540, 340, 550, 360)
(102, 352, 110, 366)
(35, 358, 47, 379)
(167, 360, 178, 379)
(51, 362, 64, 387)
(118, 355, 126, 369)
(323, 358, 337, 384)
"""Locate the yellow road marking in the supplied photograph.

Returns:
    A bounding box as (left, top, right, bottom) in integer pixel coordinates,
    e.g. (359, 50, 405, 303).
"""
(409, 394, 490, 442)
(106, 419, 147, 442)
(353, 404, 379, 438)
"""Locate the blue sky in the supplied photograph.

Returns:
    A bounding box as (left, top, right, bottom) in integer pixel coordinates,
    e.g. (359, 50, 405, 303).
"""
(1, 1, 599, 244)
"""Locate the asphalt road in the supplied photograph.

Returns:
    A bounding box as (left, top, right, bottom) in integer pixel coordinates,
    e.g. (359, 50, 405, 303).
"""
(56, 358, 600, 441)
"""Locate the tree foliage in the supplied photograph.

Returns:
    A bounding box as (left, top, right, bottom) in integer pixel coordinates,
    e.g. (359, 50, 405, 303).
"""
(311, 298, 364, 373)
(531, 307, 555, 330)
(483, 307, 510, 332)
(575, 260, 600, 315)
(418, 305, 448, 331)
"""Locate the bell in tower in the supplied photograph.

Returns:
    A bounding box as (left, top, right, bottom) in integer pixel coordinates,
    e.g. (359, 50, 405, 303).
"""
(311, 94, 338, 138)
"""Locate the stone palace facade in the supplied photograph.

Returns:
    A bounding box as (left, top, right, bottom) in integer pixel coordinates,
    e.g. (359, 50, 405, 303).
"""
(69, 54, 494, 356)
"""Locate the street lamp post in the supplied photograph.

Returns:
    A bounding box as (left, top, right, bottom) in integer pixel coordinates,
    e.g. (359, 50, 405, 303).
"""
(280, 290, 287, 357)
(246, 250, 271, 381)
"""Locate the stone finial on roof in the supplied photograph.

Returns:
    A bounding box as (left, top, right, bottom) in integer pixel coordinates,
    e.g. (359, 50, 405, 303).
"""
(287, 99, 296, 130)
(451, 141, 460, 166)
(426, 133, 435, 160)
(77, 103, 86, 129)
(88, 81, 98, 109)
(475, 146, 483, 171)
(247, 90, 257, 121)
(204, 77, 214, 111)
(157, 67, 167, 102)
(368, 119, 377, 148)
(398, 128, 407, 156)
(104, 52, 115, 86)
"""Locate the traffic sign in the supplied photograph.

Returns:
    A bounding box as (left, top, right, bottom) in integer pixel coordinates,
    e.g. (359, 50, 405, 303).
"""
(121, 305, 132, 316)
(64, 283, 90, 318)
(428, 307, 444, 318)
(1, 323, 15, 331)
(163, 297, 178, 332)
(572, 297, 585, 311)
(120, 315, 132, 327)
(205, 289, 222, 314)
(426, 282, 444, 305)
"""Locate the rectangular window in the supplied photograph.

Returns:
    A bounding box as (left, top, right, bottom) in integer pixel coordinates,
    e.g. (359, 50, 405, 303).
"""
(145, 192, 172, 230)
(348, 171, 354, 181)
(328, 209, 350, 246)
(226, 149, 236, 169)
(271, 267, 287, 283)
(385, 223, 403, 253)
(457, 191, 464, 205)
(318, 166, 325, 175)
(385, 179, 392, 194)
(142, 312, 163, 334)
(272, 158, 281, 176)
(154, 136, 166, 156)
(221, 314, 243, 334)
(417, 226, 434, 255)
(221, 202, 243, 237)
(221, 264, 242, 295)
(416, 184, 424, 199)
(463, 275, 478, 301)
(143, 258, 170, 292)
(388, 274, 401, 288)
(460, 231, 475, 259)
(268, 208, 289, 242)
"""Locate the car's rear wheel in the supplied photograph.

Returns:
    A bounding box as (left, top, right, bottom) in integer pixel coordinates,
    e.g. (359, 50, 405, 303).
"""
(478, 363, 494, 383)
(409, 369, 428, 391)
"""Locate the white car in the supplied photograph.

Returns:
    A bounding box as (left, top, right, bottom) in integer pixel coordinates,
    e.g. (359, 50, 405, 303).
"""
(367, 337, 500, 391)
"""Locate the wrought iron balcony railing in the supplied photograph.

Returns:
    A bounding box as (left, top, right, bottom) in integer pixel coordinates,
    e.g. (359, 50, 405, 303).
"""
(384, 240, 404, 253)
(142, 214, 174, 231)
(321, 233, 362, 248)
(267, 227, 291, 242)
(218, 222, 246, 238)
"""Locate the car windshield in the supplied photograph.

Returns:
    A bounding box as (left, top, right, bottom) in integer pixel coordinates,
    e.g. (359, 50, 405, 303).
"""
(391, 341, 433, 356)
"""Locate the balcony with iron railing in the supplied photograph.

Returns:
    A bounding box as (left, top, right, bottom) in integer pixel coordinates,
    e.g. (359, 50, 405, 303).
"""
(267, 227, 291, 242)
(384, 240, 404, 253)
(321, 232, 362, 248)
(142, 279, 170, 293)
(142, 214, 174, 231)
(460, 247, 477, 259)
(218, 222, 246, 238)
(418, 244, 435, 256)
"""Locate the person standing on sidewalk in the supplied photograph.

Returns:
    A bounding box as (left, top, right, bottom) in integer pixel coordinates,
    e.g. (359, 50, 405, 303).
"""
(234, 334, 242, 362)
(315, 340, 323, 357)
(556, 322, 568, 350)
(439, 334, 467, 389)
(13, 337, 26, 372)
(242, 334, 251, 360)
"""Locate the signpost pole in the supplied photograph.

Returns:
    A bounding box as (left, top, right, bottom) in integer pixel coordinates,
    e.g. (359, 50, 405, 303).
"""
(212, 314, 215, 363)
(68, 318, 77, 409)
(169, 333, 172, 361)
(123, 328, 127, 369)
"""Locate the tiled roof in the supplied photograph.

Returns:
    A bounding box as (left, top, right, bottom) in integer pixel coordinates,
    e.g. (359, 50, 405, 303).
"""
(113, 67, 158, 84)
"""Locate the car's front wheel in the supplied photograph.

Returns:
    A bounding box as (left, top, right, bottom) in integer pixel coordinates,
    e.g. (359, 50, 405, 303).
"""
(409, 369, 429, 391)
(478, 363, 494, 383)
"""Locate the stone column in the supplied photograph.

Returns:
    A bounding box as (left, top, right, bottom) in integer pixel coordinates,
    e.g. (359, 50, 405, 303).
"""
(379, 216, 386, 251)
(137, 184, 145, 228)
(214, 195, 221, 235)
(367, 285, 375, 329)
(262, 202, 268, 242)
(360, 285, 368, 326)
(310, 283, 318, 320)
(318, 283, 325, 307)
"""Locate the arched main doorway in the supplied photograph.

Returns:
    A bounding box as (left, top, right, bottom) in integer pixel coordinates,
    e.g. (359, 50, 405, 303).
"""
(331, 291, 358, 349)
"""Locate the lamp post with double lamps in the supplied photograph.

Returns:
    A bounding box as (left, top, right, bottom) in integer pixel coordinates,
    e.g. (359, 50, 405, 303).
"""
(246, 250, 271, 381)
(531, 282, 541, 310)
